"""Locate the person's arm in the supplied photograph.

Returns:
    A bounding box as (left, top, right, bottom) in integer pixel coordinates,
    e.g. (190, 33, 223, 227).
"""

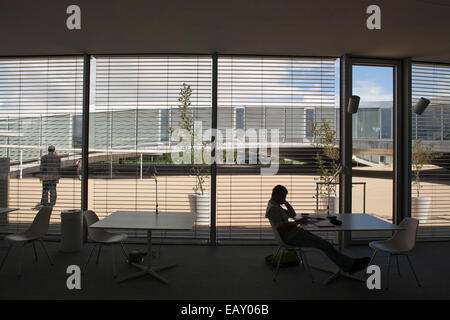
(40, 156, 46, 176)
(284, 201, 296, 218)
(277, 217, 308, 234)
(277, 201, 307, 234)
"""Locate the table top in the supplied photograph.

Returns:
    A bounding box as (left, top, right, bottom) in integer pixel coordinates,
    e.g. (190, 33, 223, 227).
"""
(299, 213, 401, 232)
(0, 208, 18, 215)
(90, 211, 196, 231)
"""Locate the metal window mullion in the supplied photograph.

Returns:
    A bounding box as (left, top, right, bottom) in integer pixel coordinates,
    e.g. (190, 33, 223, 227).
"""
(210, 53, 218, 246)
(393, 58, 411, 225)
(339, 54, 352, 248)
(82, 54, 91, 242)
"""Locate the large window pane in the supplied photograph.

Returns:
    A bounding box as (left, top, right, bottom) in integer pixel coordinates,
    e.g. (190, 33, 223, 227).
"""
(0, 57, 83, 234)
(217, 57, 339, 242)
(412, 63, 450, 238)
(89, 56, 212, 240)
(352, 65, 394, 230)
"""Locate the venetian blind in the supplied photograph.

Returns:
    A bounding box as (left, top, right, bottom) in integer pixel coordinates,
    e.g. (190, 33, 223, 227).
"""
(411, 62, 450, 239)
(0, 57, 84, 235)
(216, 56, 339, 241)
(89, 56, 212, 241)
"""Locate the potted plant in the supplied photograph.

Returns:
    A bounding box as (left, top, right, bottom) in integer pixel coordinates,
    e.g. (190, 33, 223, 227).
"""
(170, 83, 210, 225)
(310, 119, 340, 214)
(412, 139, 441, 222)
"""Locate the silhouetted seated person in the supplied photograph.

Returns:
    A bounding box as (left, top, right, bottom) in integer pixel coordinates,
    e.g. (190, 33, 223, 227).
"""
(266, 185, 370, 274)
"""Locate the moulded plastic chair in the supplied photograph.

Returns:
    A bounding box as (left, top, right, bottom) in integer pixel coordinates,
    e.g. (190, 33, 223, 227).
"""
(369, 218, 421, 289)
(270, 222, 315, 283)
(83, 210, 128, 278)
(0, 206, 54, 276)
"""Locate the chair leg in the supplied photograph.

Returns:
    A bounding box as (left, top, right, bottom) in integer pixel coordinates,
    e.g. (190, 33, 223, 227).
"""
(386, 253, 392, 290)
(96, 244, 102, 264)
(39, 239, 54, 266)
(271, 246, 281, 278)
(396, 255, 401, 277)
(32, 241, 38, 262)
(369, 250, 377, 265)
(298, 249, 314, 284)
(38, 240, 52, 265)
(295, 250, 305, 268)
(0, 244, 13, 272)
(83, 243, 97, 273)
(405, 254, 421, 287)
(273, 247, 283, 282)
(17, 243, 25, 277)
(111, 244, 117, 278)
(273, 246, 281, 257)
(119, 242, 128, 260)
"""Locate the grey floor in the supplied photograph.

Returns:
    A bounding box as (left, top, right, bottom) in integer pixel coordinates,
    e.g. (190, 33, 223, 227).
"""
(0, 239, 449, 300)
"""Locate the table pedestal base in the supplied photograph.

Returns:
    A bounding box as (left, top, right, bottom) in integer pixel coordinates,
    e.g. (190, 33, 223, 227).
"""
(309, 264, 365, 285)
(116, 230, 178, 284)
(117, 262, 177, 284)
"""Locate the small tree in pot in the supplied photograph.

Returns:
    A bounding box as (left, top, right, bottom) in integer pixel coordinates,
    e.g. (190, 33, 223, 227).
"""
(170, 83, 210, 225)
(310, 119, 340, 214)
(412, 139, 441, 222)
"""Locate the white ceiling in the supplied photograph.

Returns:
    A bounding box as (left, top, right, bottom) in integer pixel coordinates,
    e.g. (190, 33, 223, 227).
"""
(1, 0, 449, 63)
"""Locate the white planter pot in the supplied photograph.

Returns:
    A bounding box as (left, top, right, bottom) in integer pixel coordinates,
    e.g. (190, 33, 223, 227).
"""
(412, 196, 431, 223)
(319, 195, 339, 214)
(189, 193, 210, 226)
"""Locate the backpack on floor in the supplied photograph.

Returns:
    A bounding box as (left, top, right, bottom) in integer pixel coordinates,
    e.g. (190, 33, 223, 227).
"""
(265, 249, 300, 268)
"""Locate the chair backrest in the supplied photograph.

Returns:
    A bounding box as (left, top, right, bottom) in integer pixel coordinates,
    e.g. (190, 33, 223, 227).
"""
(27, 206, 53, 239)
(84, 210, 99, 228)
(270, 221, 289, 247)
(84, 210, 109, 241)
(390, 218, 419, 252)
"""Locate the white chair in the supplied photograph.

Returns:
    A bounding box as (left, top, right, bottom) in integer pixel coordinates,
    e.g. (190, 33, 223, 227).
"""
(83, 210, 128, 278)
(369, 217, 421, 289)
(270, 223, 315, 283)
(0, 206, 54, 276)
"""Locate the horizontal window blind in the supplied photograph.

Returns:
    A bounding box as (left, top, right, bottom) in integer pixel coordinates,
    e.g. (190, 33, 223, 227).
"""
(0, 57, 83, 235)
(89, 56, 212, 241)
(411, 63, 450, 239)
(217, 56, 339, 241)
(5, 56, 448, 243)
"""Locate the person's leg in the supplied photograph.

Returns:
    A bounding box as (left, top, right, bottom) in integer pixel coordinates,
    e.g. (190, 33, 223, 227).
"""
(41, 183, 49, 206)
(285, 229, 353, 271)
(49, 183, 57, 207)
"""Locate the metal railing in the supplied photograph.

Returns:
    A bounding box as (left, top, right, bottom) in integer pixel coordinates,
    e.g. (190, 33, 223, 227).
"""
(315, 181, 366, 213)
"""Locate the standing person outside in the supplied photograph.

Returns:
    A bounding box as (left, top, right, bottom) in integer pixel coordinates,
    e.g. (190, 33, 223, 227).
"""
(76, 159, 82, 181)
(35, 145, 61, 209)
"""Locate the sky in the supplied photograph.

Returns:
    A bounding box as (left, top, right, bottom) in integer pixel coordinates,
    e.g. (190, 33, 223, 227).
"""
(353, 65, 394, 103)
(0, 58, 397, 118)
